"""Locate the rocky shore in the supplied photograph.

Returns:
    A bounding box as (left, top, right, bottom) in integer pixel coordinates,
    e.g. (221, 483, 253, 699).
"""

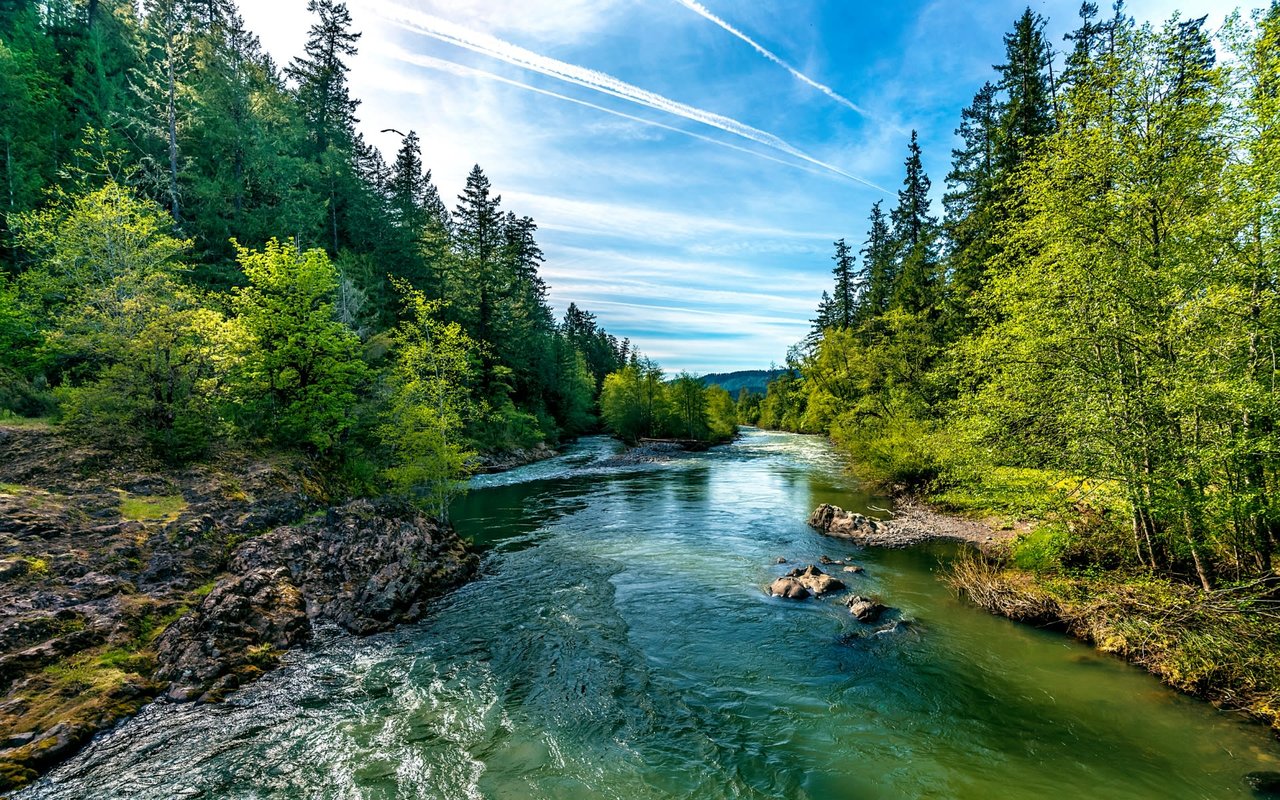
(471, 442, 560, 474)
(0, 425, 476, 792)
(807, 500, 1017, 549)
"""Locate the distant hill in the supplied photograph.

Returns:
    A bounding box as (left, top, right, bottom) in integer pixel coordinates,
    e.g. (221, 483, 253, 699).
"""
(700, 369, 787, 396)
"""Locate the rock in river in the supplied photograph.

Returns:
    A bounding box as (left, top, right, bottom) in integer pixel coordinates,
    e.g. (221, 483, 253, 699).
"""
(155, 498, 477, 702)
(846, 595, 887, 623)
(768, 577, 811, 600)
(809, 503, 882, 540)
(787, 565, 847, 596)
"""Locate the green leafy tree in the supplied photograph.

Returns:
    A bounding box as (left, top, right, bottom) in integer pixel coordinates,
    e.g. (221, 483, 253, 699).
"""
(380, 283, 478, 520)
(231, 238, 367, 452)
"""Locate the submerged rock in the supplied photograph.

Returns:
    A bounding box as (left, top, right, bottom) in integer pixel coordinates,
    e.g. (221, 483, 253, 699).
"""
(1246, 771, 1280, 795)
(846, 595, 887, 623)
(808, 504, 882, 540)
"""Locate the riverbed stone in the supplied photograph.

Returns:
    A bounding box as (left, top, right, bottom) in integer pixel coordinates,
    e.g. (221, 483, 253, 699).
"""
(785, 565, 847, 596)
(846, 595, 887, 623)
(768, 577, 811, 599)
(809, 504, 882, 540)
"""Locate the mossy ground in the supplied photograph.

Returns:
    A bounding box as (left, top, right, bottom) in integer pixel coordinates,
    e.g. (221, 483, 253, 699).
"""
(117, 492, 188, 522)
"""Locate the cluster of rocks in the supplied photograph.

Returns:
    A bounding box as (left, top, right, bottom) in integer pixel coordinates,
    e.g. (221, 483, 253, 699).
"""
(809, 501, 1009, 549)
(601, 441, 688, 466)
(766, 555, 899, 631)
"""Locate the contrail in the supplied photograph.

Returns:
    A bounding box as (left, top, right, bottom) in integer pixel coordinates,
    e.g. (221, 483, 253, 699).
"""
(385, 47, 841, 182)
(365, 0, 885, 191)
(674, 0, 868, 117)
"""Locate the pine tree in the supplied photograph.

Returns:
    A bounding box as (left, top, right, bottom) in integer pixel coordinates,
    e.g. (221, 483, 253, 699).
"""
(995, 8, 1055, 173)
(286, 0, 359, 155)
(830, 238, 856, 329)
(944, 82, 1002, 300)
(889, 131, 939, 315)
(286, 0, 360, 253)
(857, 201, 895, 322)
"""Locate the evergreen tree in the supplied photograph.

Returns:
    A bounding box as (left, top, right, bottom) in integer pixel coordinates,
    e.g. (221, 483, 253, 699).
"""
(944, 82, 1002, 301)
(995, 8, 1055, 173)
(889, 131, 939, 315)
(857, 201, 895, 322)
(286, 0, 360, 253)
(830, 238, 856, 329)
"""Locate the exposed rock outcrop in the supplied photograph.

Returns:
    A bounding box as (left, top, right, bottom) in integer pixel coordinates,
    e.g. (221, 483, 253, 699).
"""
(472, 443, 559, 474)
(0, 425, 478, 791)
(156, 499, 476, 701)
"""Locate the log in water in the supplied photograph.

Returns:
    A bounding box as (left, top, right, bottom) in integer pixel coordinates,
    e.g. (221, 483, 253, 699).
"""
(20, 430, 1280, 799)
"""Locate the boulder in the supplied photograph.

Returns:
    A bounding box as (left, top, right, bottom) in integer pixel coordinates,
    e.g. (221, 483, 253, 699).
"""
(846, 595, 887, 623)
(785, 565, 847, 596)
(775, 557, 787, 564)
(768, 577, 811, 600)
(843, 565, 865, 574)
(808, 504, 882, 540)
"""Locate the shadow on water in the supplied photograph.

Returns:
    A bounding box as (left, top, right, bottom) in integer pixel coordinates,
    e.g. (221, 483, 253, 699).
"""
(18, 430, 1280, 800)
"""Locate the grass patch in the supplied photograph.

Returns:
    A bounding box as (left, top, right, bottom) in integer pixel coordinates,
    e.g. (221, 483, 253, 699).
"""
(932, 466, 1127, 520)
(118, 492, 187, 522)
(0, 482, 30, 495)
(0, 412, 52, 429)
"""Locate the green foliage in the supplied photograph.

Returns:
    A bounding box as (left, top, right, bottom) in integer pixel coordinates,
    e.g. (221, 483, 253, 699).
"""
(600, 363, 736, 445)
(772, 6, 1280, 593)
(379, 284, 478, 519)
(231, 239, 367, 453)
(1009, 525, 1072, 572)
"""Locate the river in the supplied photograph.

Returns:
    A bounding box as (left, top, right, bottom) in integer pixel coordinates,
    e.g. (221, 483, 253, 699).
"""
(18, 429, 1280, 799)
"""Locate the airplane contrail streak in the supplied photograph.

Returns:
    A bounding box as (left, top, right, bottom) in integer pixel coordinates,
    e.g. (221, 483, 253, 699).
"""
(365, 0, 886, 192)
(674, 0, 867, 117)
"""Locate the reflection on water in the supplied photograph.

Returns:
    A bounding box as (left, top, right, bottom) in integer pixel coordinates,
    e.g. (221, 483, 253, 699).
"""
(20, 430, 1280, 799)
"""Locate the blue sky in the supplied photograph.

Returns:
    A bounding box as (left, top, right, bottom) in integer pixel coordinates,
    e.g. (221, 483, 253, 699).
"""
(240, 0, 1241, 374)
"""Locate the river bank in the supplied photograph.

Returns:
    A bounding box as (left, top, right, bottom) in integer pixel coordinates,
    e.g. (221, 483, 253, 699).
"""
(812, 489, 1280, 740)
(0, 424, 476, 793)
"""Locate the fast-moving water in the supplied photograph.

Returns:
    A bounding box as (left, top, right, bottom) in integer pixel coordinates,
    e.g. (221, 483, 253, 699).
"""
(20, 430, 1280, 799)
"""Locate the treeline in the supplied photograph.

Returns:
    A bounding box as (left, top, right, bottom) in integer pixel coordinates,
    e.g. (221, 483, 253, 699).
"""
(598, 360, 737, 445)
(766, 4, 1280, 589)
(0, 0, 631, 513)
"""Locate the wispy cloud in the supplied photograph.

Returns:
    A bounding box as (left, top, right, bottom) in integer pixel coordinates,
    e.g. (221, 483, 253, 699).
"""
(674, 0, 867, 117)
(365, 0, 887, 191)
(384, 46, 848, 183)
(502, 190, 842, 245)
